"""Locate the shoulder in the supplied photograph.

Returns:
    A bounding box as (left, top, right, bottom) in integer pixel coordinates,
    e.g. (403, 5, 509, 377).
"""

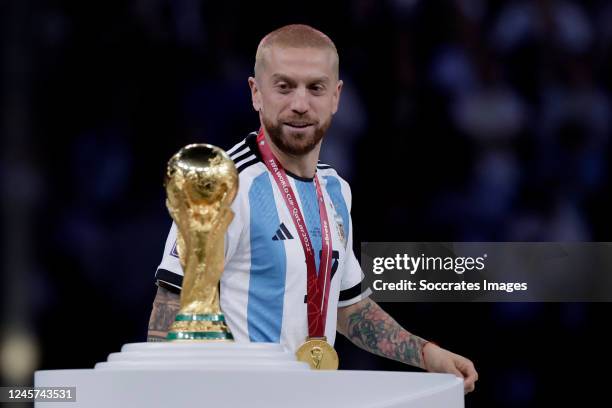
(317, 161, 348, 185)
(226, 132, 260, 173)
(317, 161, 352, 207)
(225, 132, 267, 190)
(226, 132, 266, 210)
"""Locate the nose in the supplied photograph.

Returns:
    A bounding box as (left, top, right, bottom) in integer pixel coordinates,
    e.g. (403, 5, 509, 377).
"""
(289, 87, 309, 115)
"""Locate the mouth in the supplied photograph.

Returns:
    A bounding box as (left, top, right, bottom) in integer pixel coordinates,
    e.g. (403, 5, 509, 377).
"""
(284, 122, 314, 130)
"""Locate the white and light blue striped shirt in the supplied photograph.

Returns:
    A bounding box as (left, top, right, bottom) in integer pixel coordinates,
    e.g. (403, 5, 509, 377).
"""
(156, 132, 369, 352)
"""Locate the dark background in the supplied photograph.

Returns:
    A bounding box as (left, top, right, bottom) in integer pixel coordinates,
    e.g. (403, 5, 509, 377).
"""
(2, 0, 611, 406)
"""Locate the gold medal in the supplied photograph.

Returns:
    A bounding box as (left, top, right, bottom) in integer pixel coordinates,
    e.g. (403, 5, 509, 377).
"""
(295, 337, 339, 370)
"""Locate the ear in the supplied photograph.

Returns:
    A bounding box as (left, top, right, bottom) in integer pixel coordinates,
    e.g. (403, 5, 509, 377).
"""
(248, 77, 262, 112)
(331, 79, 343, 115)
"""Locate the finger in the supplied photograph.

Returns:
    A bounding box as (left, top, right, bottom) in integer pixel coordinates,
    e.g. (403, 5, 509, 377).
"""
(456, 358, 478, 380)
(462, 367, 477, 394)
(468, 368, 478, 383)
(464, 379, 476, 394)
(463, 364, 478, 383)
(450, 361, 476, 394)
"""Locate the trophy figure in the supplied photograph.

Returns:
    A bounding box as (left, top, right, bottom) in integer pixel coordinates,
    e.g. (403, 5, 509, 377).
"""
(164, 144, 238, 341)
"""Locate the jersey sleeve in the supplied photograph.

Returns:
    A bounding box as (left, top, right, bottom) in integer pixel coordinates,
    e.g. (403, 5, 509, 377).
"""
(337, 181, 372, 307)
(154, 191, 247, 291)
(155, 222, 184, 290)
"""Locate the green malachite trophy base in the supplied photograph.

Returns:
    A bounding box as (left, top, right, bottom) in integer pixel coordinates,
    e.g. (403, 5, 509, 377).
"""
(166, 331, 234, 340)
(166, 313, 234, 341)
(173, 313, 227, 322)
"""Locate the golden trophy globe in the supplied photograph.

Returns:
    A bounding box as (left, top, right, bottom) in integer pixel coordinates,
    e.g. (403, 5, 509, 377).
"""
(164, 144, 238, 341)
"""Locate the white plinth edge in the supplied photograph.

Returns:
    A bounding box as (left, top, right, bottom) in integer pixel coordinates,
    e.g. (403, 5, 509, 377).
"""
(35, 342, 464, 408)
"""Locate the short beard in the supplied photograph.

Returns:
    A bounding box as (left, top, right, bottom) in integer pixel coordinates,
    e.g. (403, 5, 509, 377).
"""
(262, 115, 331, 156)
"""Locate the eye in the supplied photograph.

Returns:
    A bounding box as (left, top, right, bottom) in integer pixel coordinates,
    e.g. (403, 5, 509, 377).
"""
(310, 84, 326, 94)
(275, 82, 291, 93)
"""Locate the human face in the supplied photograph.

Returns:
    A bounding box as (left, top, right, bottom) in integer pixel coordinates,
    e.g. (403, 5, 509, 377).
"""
(249, 46, 343, 156)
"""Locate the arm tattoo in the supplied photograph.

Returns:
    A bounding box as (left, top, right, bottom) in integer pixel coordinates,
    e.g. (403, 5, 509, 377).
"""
(344, 299, 428, 369)
(147, 285, 180, 342)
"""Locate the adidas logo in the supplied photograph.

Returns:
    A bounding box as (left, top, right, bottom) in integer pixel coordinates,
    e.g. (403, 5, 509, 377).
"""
(272, 223, 294, 241)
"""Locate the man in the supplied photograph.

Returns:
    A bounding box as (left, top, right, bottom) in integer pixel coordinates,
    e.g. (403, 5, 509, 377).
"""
(149, 24, 478, 393)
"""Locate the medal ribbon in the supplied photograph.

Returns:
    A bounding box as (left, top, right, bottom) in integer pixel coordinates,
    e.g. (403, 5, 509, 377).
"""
(256, 128, 333, 337)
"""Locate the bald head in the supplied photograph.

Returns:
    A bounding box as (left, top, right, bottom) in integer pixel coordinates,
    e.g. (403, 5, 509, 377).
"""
(254, 24, 339, 80)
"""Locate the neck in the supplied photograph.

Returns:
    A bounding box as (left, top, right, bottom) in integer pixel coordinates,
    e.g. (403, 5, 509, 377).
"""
(263, 129, 321, 179)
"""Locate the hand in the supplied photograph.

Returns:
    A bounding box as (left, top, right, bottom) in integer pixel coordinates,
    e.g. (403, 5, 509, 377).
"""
(422, 343, 478, 394)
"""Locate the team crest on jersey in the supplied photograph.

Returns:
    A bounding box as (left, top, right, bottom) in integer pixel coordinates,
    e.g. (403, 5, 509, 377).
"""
(334, 212, 346, 248)
(328, 201, 346, 248)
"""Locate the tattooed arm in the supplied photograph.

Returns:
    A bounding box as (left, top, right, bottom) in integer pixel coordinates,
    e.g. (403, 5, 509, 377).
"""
(147, 285, 180, 342)
(337, 297, 478, 393)
(337, 297, 429, 368)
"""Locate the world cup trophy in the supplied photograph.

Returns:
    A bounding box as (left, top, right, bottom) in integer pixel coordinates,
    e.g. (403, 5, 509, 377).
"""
(164, 144, 238, 341)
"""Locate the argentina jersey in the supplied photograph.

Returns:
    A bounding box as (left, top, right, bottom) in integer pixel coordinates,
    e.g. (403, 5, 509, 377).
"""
(155, 132, 371, 353)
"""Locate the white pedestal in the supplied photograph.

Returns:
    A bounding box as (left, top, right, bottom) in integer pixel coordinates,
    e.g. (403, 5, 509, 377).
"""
(35, 342, 463, 408)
